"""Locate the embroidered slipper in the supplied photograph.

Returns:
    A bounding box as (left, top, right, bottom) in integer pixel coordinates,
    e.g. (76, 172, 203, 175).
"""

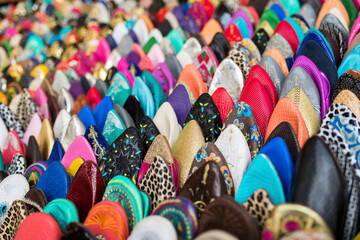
(43, 198, 79, 231)
(183, 93, 222, 142)
(102, 175, 145, 231)
(99, 127, 145, 185)
(152, 197, 198, 240)
(223, 101, 263, 159)
(84, 201, 129, 240)
(215, 124, 251, 195)
(24, 161, 48, 188)
(209, 58, 244, 104)
(180, 161, 227, 217)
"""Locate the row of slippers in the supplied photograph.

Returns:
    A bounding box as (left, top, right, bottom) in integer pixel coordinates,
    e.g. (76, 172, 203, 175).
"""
(0, 173, 335, 240)
(0, 0, 360, 239)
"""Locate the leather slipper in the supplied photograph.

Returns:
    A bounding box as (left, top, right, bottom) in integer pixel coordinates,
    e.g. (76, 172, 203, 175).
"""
(243, 189, 274, 226)
(0, 200, 29, 239)
(332, 90, 360, 121)
(14, 212, 62, 240)
(23, 188, 48, 212)
(263, 203, 333, 239)
(61, 135, 97, 170)
(153, 102, 182, 148)
(198, 195, 260, 239)
(285, 87, 320, 137)
(37, 118, 55, 161)
(113, 104, 135, 129)
(266, 122, 301, 164)
(235, 153, 285, 205)
(259, 137, 294, 201)
(172, 120, 205, 188)
(279, 66, 321, 124)
(57, 88, 74, 113)
(26, 136, 41, 168)
(265, 98, 309, 148)
(141, 71, 167, 113)
(0, 103, 24, 140)
(17, 89, 37, 129)
(152, 63, 177, 96)
(78, 106, 97, 129)
(138, 156, 176, 210)
(53, 109, 71, 141)
(176, 64, 208, 100)
(61, 115, 85, 151)
(62, 222, 96, 240)
(239, 78, 273, 139)
(7, 153, 26, 175)
(132, 77, 155, 118)
(258, 55, 285, 96)
(128, 215, 177, 240)
(0, 174, 29, 224)
(138, 135, 179, 192)
(166, 84, 192, 126)
(292, 136, 347, 239)
(66, 161, 105, 222)
(124, 95, 145, 127)
(3, 130, 25, 166)
(22, 113, 41, 146)
(318, 120, 360, 239)
(93, 96, 113, 132)
(47, 141, 65, 165)
(35, 162, 71, 202)
(211, 87, 234, 124)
